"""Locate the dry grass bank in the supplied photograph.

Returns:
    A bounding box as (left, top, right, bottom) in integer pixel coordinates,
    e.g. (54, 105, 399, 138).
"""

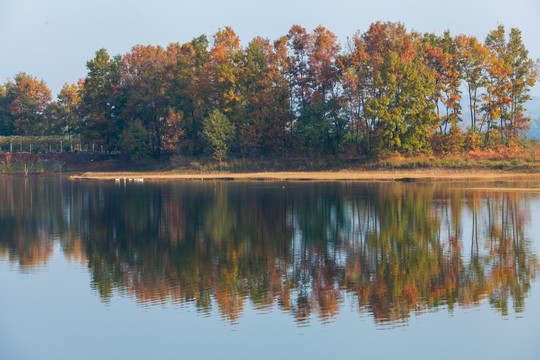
(69, 169, 540, 182)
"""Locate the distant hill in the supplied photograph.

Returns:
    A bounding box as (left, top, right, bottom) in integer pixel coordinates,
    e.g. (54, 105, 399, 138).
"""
(457, 96, 540, 139)
(526, 96, 540, 140)
(528, 117, 540, 139)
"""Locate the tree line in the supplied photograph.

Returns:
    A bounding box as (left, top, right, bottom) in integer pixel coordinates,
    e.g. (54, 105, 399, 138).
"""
(0, 22, 538, 161)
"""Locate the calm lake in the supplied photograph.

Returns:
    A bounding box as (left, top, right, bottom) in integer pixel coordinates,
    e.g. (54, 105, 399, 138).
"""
(1, 178, 539, 359)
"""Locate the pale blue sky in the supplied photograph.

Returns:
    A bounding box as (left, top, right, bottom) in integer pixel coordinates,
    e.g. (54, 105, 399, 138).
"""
(1, 0, 539, 97)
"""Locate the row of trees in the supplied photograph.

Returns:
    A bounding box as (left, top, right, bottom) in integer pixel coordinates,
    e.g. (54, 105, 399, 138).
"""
(0, 22, 538, 160)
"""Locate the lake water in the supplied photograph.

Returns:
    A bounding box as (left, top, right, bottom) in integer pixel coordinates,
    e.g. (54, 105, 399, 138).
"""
(1, 178, 539, 359)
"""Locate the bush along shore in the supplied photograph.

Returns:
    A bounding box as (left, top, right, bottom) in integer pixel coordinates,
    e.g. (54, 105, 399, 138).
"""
(2, 148, 540, 177)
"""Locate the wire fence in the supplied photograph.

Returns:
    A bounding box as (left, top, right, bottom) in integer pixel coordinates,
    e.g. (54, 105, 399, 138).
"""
(0, 136, 107, 153)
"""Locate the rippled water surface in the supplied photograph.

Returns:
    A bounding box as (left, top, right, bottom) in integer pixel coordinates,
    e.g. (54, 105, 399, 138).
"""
(1, 178, 539, 359)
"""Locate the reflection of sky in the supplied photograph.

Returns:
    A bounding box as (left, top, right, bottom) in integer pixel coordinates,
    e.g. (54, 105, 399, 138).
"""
(1, 242, 539, 360)
(530, 199, 540, 254)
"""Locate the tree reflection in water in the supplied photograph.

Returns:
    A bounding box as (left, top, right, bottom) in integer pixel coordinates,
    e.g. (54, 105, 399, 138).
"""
(0, 179, 538, 325)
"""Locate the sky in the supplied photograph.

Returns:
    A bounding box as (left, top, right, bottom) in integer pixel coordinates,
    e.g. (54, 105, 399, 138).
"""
(1, 0, 539, 97)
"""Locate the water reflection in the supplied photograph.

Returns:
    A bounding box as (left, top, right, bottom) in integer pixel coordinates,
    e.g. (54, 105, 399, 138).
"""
(0, 179, 538, 325)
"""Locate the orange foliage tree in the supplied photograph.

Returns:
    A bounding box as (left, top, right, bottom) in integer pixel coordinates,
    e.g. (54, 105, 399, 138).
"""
(4, 72, 52, 135)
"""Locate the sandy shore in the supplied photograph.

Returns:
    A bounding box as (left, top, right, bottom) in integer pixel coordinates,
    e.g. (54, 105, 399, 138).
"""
(68, 170, 540, 182)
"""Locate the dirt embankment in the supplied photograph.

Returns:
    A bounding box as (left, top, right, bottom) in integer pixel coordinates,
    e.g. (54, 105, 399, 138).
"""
(3, 152, 540, 182)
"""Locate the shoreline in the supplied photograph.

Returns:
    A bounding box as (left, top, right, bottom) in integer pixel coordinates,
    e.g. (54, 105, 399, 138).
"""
(68, 169, 540, 182)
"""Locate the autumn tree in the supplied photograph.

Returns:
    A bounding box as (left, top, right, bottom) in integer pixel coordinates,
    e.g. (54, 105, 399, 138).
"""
(456, 35, 489, 134)
(267, 36, 294, 155)
(119, 44, 177, 157)
(57, 80, 83, 140)
(237, 38, 268, 154)
(3, 72, 52, 135)
(309, 26, 341, 104)
(481, 53, 511, 143)
(80, 49, 122, 151)
(206, 27, 246, 155)
(338, 33, 364, 153)
(423, 31, 462, 135)
(479, 26, 538, 144)
(342, 22, 437, 154)
(372, 50, 436, 152)
(495, 27, 537, 139)
(170, 35, 211, 154)
(339, 32, 371, 152)
(239, 37, 292, 155)
(288, 25, 346, 155)
(287, 25, 312, 116)
(482, 26, 513, 143)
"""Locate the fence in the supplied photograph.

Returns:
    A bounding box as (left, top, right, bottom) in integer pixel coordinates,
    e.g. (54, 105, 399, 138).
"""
(0, 136, 107, 153)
